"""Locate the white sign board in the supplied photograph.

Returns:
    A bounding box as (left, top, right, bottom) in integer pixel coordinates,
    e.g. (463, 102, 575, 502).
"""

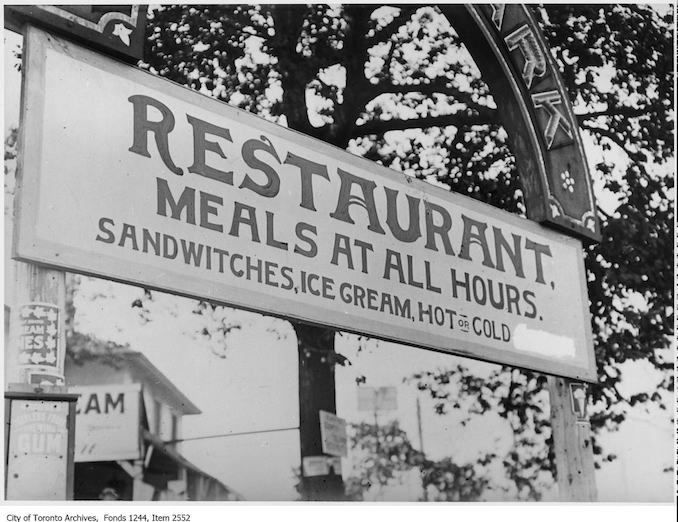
(319, 410, 348, 458)
(71, 384, 142, 462)
(6, 400, 70, 500)
(302, 455, 342, 477)
(15, 27, 596, 381)
(357, 387, 398, 412)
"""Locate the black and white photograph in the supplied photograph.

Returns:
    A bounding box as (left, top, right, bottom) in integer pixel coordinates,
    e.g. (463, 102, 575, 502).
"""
(1, 1, 675, 515)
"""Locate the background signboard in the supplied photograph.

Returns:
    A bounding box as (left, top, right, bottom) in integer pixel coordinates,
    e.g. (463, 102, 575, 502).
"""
(14, 27, 596, 382)
(71, 384, 142, 462)
(4, 4, 147, 62)
(357, 387, 398, 412)
(319, 411, 348, 458)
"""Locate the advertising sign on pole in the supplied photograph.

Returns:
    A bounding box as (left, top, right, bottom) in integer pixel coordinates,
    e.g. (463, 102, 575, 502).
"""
(569, 383, 588, 422)
(71, 384, 142, 462)
(319, 410, 348, 458)
(5, 397, 74, 500)
(14, 302, 64, 384)
(15, 27, 596, 382)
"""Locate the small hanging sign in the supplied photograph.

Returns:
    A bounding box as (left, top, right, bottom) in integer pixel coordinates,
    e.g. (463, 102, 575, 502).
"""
(569, 382, 588, 422)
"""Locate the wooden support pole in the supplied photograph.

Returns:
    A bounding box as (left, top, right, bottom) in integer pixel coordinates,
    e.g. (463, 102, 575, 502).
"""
(295, 322, 344, 501)
(548, 376, 597, 501)
(4, 263, 72, 500)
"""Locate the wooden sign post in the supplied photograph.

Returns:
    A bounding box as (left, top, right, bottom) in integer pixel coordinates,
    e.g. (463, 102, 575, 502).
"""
(549, 377, 597, 501)
(296, 325, 344, 500)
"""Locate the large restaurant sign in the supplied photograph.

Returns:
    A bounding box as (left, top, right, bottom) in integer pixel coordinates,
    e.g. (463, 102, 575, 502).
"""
(14, 27, 596, 381)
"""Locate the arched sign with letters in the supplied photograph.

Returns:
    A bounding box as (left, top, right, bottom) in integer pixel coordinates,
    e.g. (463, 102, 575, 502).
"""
(443, 4, 601, 243)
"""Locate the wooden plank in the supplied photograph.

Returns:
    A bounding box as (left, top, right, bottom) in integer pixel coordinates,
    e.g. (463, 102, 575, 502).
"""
(549, 376, 597, 501)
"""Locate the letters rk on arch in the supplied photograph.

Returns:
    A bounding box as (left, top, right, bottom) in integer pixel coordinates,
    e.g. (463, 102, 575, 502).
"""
(444, 4, 601, 242)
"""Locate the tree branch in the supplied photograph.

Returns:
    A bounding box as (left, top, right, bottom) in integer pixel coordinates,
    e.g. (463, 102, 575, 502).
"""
(580, 123, 626, 150)
(372, 78, 494, 117)
(351, 112, 497, 138)
(581, 122, 648, 163)
(576, 105, 657, 122)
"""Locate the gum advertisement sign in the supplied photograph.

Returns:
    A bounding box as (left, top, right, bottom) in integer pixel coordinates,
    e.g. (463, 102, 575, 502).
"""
(6, 400, 70, 500)
(14, 27, 596, 381)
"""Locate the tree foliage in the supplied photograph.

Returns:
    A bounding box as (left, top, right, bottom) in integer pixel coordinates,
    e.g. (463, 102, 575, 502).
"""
(347, 419, 492, 501)
(130, 3, 673, 499)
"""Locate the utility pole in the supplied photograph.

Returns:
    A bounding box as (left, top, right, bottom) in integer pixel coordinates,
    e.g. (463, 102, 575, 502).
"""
(5, 260, 76, 500)
(548, 377, 597, 501)
(295, 322, 344, 500)
(416, 396, 428, 501)
(416, 396, 425, 454)
(6, 263, 67, 383)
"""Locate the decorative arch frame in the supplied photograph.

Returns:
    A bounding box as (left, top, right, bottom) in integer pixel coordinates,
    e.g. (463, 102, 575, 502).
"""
(441, 4, 601, 243)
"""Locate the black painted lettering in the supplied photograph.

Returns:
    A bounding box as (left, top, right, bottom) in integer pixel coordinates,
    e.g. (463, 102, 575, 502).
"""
(229, 202, 260, 242)
(384, 186, 421, 242)
(187, 114, 233, 184)
(96, 217, 116, 244)
(200, 191, 223, 232)
(423, 201, 455, 255)
(283, 152, 329, 211)
(525, 238, 552, 284)
(157, 177, 196, 225)
(330, 168, 385, 234)
(128, 95, 182, 175)
(294, 222, 318, 258)
(240, 135, 281, 197)
(459, 215, 495, 268)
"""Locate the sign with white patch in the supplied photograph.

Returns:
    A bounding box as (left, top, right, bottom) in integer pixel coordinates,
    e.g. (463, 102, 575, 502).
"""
(319, 410, 348, 458)
(16, 302, 62, 381)
(71, 384, 142, 462)
(15, 27, 596, 382)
